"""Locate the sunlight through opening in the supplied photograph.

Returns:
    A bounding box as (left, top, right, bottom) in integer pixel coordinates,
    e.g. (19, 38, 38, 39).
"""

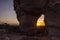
(36, 14, 45, 27)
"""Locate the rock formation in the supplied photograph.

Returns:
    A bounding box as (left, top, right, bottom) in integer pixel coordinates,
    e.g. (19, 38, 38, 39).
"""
(14, 0, 60, 36)
(14, 0, 48, 34)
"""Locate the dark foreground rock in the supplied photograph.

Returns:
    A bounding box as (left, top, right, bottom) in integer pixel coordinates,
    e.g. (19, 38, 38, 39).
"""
(0, 32, 60, 40)
(0, 26, 60, 40)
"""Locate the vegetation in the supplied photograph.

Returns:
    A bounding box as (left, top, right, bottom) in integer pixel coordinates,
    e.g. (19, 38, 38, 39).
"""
(0, 23, 19, 33)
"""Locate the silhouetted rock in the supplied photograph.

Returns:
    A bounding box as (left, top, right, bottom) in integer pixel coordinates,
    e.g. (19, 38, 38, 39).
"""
(14, 0, 60, 37)
(14, 0, 48, 35)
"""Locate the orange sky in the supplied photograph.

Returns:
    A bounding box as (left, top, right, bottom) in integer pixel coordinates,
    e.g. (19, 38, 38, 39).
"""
(37, 14, 45, 27)
(0, 14, 44, 26)
(37, 21, 45, 27)
(0, 0, 45, 26)
(0, 18, 19, 25)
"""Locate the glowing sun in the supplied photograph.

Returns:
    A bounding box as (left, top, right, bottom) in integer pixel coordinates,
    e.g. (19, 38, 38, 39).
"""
(36, 14, 45, 27)
(37, 21, 45, 27)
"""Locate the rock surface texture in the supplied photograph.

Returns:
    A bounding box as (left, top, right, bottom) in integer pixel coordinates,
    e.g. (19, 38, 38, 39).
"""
(14, 0, 60, 40)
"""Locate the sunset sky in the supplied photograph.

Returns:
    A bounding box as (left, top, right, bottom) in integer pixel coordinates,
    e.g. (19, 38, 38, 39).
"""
(0, 0, 44, 25)
(0, 0, 19, 25)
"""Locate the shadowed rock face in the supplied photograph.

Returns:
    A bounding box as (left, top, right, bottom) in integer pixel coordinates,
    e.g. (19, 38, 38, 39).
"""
(44, 0, 60, 36)
(14, 0, 48, 18)
(14, 0, 60, 34)
(45, 0, 60, 27)
(14, 0, 48, 33)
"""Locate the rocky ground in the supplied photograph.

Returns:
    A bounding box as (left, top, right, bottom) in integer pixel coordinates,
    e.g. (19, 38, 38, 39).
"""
(0, 32, 60, 40)
(0, 32, 50, 40)
(0, 27, 60, 40)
